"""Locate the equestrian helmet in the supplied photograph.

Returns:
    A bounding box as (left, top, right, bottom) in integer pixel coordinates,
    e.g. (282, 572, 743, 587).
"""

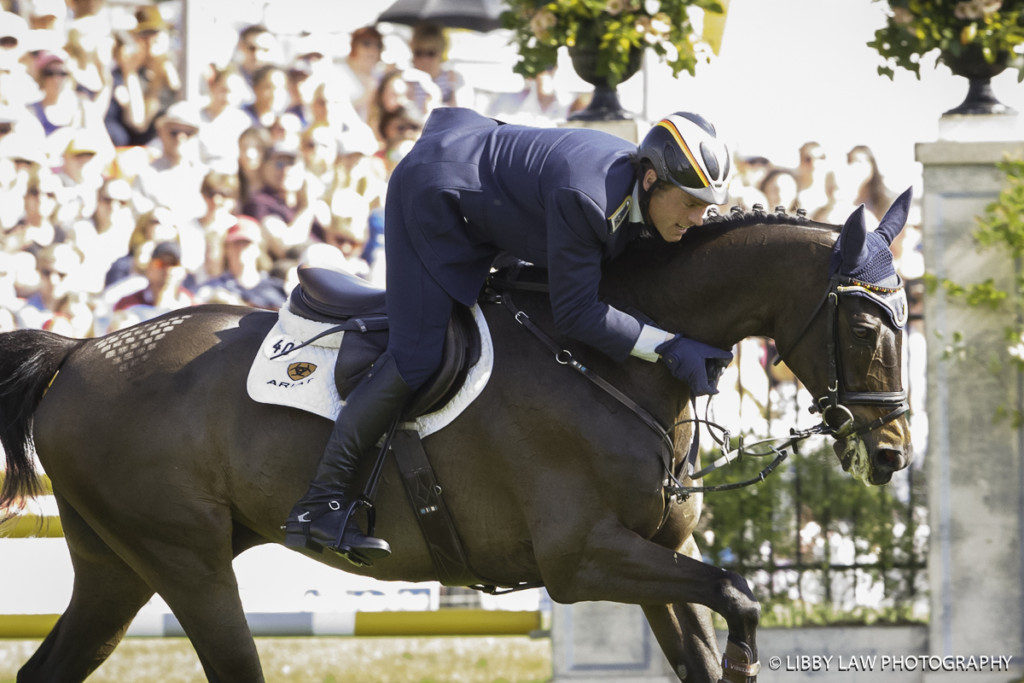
(638, 112, 730, 205)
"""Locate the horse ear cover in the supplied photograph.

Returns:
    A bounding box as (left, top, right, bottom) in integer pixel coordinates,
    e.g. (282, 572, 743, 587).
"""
(839, 205, 869, 274)
(876, 186, 912, 246)
(830, 199, 905, 286)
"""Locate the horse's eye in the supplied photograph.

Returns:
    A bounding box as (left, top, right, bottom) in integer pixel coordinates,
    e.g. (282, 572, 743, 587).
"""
(851, 323, 875, 340)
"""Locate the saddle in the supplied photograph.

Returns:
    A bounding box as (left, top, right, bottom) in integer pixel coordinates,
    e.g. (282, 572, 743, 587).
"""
(288, 266, 480, 418)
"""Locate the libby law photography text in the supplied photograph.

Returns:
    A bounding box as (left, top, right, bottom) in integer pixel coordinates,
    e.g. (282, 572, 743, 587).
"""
(767, 654, 1015, 673)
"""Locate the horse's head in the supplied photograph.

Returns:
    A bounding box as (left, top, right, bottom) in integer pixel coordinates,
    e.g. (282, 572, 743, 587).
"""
(781, 190, 914, 485)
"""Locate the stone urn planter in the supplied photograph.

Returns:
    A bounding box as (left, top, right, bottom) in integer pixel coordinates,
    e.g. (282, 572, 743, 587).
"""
(942, 45, 1016, 116)
(567, 39, 643, 121)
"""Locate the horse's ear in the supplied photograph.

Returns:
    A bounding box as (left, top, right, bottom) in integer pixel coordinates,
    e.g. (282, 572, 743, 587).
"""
(876, 186, 912, 246)
(839, 204, 868, 274)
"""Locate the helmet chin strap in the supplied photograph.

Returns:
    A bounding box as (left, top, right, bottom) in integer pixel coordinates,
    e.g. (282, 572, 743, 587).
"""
(636, 178, 654, 227)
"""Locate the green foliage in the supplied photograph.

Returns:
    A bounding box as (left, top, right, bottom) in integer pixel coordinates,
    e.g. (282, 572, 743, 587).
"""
(867, 0, 1024, 81)
(697, 441, 925, 622)
(501, 0, 723, 85)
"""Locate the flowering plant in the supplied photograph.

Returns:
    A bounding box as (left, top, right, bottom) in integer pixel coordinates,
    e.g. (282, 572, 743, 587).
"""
(502, 0, 724, 86)
(868, 0, 1024, 81)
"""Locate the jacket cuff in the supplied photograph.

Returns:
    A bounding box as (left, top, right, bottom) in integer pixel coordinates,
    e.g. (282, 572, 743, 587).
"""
(630, 324, 674, 362)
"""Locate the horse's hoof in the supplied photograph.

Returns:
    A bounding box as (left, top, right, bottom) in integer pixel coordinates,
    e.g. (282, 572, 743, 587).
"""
(721, 639, 760, 682)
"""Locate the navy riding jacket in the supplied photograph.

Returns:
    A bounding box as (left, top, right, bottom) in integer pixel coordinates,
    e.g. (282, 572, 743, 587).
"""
(392, 107, 645, 362)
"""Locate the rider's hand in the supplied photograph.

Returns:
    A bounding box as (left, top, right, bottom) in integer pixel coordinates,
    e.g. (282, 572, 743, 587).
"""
(655, 335, 734, 396)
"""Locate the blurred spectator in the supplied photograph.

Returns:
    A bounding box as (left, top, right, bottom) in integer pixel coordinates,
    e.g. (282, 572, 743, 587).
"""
(794, 141, 836, 221)
(338, 25, 384, 122)
(333, 129, 387, 210)
(236, 125, 271, 205)
(308, 78, 374, 146)
(841, 145, 891, 222)
(242, 137, 326, 258)
(63, 25, 111, 129)
(113, 239, 193, 313)
(489, 68, 571, 125)
(377, 105, 423, 176)
(104, 206, 178, 290)
(235, 24, 279, 89)
(197, 217, 285, 309)
(729, 155, 771, 210)
(8, 171, 65, 256)
(28, 0, 67, 33)
(409, 22, 472, 108)
(105, 7, 181, 147)
(199, 65, 250, 172)
(31, 52, 84, 160)
(369, 68, 439, 140)
(20, 242, 81, 328)
(54, 128, 107, 224)
(284, 62, 311, 128)
(190, 171, 240, 279)
(73, 177, 135, 293)
(300, 122, 338, 202)
(759, 167, 799, 213)
(0, 11, 40, 107)
(323, 187, 371, 279)
(243, 64, 289, 129)
(133, 101, 207, 220)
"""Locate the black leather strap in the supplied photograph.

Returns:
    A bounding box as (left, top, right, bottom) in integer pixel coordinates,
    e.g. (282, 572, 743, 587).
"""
(391, 429, 542, 593)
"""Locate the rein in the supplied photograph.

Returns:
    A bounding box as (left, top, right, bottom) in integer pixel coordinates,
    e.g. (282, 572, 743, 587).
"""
(489, 268, 910, 502)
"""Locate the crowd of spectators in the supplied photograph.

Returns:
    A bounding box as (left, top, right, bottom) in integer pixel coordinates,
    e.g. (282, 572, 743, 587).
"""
(0, 1, 921, 342)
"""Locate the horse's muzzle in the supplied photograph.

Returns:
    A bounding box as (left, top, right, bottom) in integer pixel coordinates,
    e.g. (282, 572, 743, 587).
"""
(869, 445, 909, 485)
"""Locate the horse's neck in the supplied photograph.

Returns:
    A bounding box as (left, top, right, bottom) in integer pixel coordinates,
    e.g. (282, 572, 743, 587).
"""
(607, 222, 836, 349)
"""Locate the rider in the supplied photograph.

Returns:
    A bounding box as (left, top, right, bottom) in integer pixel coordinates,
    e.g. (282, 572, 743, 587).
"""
(284, 108, 735, 563)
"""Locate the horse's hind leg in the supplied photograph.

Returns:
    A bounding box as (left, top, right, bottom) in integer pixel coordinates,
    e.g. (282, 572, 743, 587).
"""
(18, 495, 155, 683)
(642, 537, 722, 682)
(112, 510, 265, 682)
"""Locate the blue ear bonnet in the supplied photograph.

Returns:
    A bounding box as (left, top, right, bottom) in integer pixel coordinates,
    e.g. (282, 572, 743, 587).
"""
(829, 188, 912, 327)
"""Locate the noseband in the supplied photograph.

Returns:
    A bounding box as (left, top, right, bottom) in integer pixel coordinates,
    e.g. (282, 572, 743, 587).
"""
(775, 276, 910, 439)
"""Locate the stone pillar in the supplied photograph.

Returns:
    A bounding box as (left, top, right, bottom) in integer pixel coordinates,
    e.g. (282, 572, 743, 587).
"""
(917, 136, 1024, 681)
(551, 602, 674, 681)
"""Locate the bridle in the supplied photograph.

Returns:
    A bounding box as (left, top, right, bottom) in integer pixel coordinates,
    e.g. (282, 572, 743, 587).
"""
(490, 269, 910, 501)
(774, 275, 910, 440)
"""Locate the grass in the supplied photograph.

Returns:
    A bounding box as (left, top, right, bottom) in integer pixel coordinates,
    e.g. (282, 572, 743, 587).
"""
(0, 636, 552, 682)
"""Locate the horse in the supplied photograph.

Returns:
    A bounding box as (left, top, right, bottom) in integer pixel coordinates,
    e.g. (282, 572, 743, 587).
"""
(0, 202, 912, 683)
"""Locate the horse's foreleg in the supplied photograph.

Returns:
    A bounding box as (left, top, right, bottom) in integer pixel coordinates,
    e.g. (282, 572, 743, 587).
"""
(18, 495, 155, 683)
(539, 518, 760, 682)
(642, 537, 723, 682)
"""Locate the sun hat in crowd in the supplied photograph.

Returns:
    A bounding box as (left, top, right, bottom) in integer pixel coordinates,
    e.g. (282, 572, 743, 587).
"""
(65, 128, 105, 156)
(157, 101, 202, 131)
(224, 217, 262, 245)
(132, 5, 168, 34)
(151, 240, 182, 265)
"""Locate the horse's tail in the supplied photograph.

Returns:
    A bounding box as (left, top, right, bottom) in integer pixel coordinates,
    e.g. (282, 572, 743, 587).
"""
(0, 329, 81, 513)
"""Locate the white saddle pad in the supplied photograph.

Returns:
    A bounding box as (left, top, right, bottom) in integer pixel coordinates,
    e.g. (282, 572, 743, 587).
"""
(246, 305, 494, 437)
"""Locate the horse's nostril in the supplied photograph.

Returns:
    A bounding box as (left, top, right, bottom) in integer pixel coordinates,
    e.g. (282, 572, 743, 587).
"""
(875, 448, 902, 471)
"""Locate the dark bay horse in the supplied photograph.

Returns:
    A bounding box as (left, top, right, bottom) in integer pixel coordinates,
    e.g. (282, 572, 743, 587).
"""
(0, 208, 911, 682)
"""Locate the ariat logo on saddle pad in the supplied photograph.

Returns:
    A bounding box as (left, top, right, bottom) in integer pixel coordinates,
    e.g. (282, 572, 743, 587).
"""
(287, 362, 317, 381)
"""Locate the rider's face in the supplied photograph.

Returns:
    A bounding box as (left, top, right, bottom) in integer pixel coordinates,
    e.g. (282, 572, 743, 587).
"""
(643, 169, 709, 242)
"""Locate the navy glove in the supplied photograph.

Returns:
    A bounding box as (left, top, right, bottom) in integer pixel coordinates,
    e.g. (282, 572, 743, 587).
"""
(655, 335, 734, 396)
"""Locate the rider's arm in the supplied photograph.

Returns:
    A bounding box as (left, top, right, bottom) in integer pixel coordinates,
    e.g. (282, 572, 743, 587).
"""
(545, 187, 643, 362)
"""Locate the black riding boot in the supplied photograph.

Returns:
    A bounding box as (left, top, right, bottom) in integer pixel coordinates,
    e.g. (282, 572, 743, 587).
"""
(284, 352, 412, 565)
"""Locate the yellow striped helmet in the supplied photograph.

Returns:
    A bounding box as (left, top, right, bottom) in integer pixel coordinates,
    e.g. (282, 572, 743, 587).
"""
(638, 112, 730, 205)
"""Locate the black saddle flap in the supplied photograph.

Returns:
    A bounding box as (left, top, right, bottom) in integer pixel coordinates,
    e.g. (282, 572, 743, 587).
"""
(294, 266, 386, 320)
